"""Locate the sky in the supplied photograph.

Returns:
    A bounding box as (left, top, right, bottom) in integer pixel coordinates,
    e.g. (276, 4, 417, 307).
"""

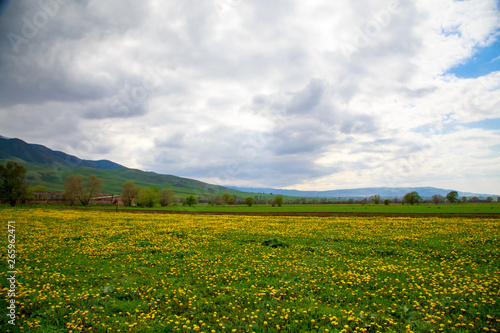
(0, 0, 499, 194)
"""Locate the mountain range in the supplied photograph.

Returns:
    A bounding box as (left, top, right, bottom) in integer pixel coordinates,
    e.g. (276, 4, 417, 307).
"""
(0, 136, 497, 199)
(0, 136, 125, 169)
(228, 186, 496, 199)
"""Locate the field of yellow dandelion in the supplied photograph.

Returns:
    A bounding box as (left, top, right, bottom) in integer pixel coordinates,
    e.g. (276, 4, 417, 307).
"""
(1, 208, 499, 332)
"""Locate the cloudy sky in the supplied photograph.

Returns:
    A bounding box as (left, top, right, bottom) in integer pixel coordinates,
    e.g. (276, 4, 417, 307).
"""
(1, 0, 499, 194)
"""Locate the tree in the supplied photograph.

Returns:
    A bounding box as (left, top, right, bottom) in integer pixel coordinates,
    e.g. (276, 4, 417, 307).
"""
(222, 192, 233, 204)
(370, 195, 381, 204)
(136, 187, 160, 207)
(383, 199, 390, 206)
(159, 189, 175, 207)
(79, 175, 103, 206)
(121, 181, 139, 206)
(63, 174, 102, 206)
(245, 197, 254, 207)
(432, 194, 444, 205)
(0, 161, 28, 206)
(275, 195, 284, 207)
(185, 195, 198, 207)
(402, 191, 422, 205)
(446, 191, 459, 204)
(64, 175, 83, 206)
(21, 185, 46, 204)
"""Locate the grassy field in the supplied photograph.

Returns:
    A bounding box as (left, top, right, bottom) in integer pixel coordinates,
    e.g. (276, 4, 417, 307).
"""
(103, 203, 500, 215)
(1, 208, 499, 332)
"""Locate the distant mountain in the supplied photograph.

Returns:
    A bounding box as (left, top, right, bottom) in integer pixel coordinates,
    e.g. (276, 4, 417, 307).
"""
(228, 186, 497, 199)
(0, 137, 125, 169)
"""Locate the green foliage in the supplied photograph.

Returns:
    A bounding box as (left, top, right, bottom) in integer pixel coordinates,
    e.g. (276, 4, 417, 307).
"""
(0, 161, 28, 206)
(245, 197, 254, 207)
(275, 194, 284, 207)
(121, 181, 139, 207)
(184, 195, 197, 207)
(20, 184, 46, 202)
(222, 192, 233, 204)
(159, 189, 175, 207)
(136, 187, 160, 207)
(446, 191, 459, 204)
(402, 191, 422, 205)
(383, 199, 390, 206)
(370, 194, 381, 204)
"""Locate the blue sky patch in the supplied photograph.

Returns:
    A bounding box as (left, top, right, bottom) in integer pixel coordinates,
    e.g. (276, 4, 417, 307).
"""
(447, 37, 500, 78)
(464, 118, 500, 131)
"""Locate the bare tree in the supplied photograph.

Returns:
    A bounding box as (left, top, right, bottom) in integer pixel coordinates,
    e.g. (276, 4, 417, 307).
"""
(64, 174, 102, 206)
(159, 189, 175, 207)
(64, 175, 83, 206)
(79, 175, 103, 206)
(431, 194, 444, 205)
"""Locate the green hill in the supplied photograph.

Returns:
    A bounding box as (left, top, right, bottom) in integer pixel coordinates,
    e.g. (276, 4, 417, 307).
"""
(0, 137, 276, 200)
(0, 158, 259, 199)
(0, 137, 124, 169)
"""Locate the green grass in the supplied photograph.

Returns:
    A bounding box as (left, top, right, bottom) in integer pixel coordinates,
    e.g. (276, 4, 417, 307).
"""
(0, 208, 498, 332)
(105, 203, 500, 214)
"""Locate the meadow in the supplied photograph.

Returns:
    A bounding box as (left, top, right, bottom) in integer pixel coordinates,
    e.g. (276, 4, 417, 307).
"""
(1, 208, 499, 332)
(115, 203, 500, 215)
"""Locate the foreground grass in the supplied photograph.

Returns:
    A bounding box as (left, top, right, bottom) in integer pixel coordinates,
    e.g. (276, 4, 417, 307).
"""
(0, 208, 499, 332)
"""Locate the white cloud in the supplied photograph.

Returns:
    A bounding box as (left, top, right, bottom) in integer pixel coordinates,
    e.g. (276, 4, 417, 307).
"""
(0, 0, 499, 194)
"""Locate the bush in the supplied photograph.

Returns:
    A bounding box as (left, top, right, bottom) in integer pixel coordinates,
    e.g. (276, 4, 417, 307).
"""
(184, 195, 197, 207)
(136, 187, 160, 207)
(245, 197, 254, 207)
(402, 191, 422, 205)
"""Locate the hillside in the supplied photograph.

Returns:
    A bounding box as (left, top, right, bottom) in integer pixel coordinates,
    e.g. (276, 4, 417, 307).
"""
(0, 158, 253, 199)
(0, 137, 124, 169)
(0, 137, 270, 199)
